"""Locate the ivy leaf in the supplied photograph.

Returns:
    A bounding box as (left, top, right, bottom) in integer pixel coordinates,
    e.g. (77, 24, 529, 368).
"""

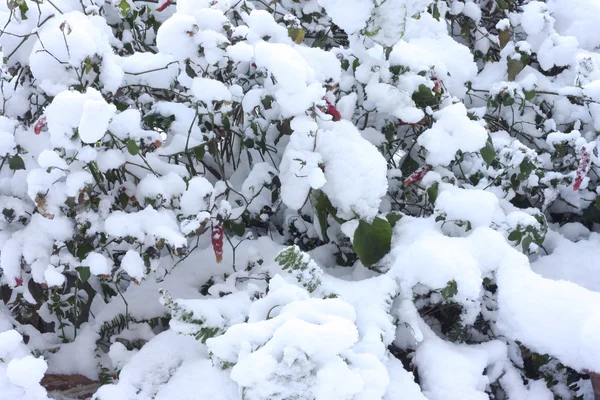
(76, 266, 91, 283)
(353, 217, 392, 268)
(126, 139, 140, 156)
(8, 155, 25, 170)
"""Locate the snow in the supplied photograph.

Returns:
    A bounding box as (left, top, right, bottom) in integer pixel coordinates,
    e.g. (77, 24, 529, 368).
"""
(0, 330, 49, 400)
(78, 98, 115, 144)
(179, 177, 213, 216)
(317, 120, 388, 220)
(497, 252, 600, 373)
(105, 207, 186, 248)
(435, 187, 503, 228)
(44, 266, 65, 287)
(532, 233, 600, 292)
(547, 0, 600, 50)
(121, 250, 146, 282)
(1, 0, 600, 399)
(191, 78, 232, 104)
(6, 356, 47, 389)
(83, 252, 113, 276)
(317, 0, 373, 34)
(417, 103, 488, 166)
(96, 149, 126, 172)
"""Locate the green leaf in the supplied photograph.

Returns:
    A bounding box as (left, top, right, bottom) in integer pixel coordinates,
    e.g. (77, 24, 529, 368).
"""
(1, 284, 12, 304)
(480, 136, 495, 167)
(84, 57, 93, 74)
(18, 1, 28, 19)
(76, 266, 91, 283)
(496, 0, 509, 10)
(507, 58, 524, 81)
(118, 192, 129, 209)
(518, 159, 536, 180)
(193, 145, 205, 161)
(521, 236, 532, 253)
(524, 89, 536, 101)
(118, 0, 130, 16)
(312, 191, 331, 242)
(185, 63, 198, 78)
(441, 280, 458, 299)
(244, 138, 255, 149)
(27, 279, 44, 303)
(8, 155, 25, 170)
(412, 84, 437, 108)
(353, 217, 392, 268)
(507, 230, 522, 242)
(498, 29, 510, 49)
(432, 3, 440, 21)
(226, 220, 245, 237)
(76, 242, 94, 260)
(386, 212, 402, 228)
(287, 27, 305, 44)
(126, 139, 140, 156)
(427, 182, 439, 205)
(261, 95, 274, 110)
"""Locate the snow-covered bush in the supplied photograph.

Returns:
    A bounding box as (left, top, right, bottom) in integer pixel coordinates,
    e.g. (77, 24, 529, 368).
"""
(1, 0, 600, 398)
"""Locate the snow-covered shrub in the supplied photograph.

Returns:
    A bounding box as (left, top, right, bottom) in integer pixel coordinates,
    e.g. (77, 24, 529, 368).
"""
(1, 0, 600, 398)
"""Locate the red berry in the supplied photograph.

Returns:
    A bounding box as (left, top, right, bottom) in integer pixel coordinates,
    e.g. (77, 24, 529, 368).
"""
(155, 0, 173, 12)
(34, 116, 47, 135)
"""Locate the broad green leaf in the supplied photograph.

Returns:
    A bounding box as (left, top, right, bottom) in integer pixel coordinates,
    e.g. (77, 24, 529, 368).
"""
(507, 230, 522, 242)
(427, 182, 439, 205)
(312, 191, 331, 242)
(118, 192, 129, 209)
(76, 266, 91, 283)
(118, 0, 130, 15)
(507, 58, 524, 81)
(288, 27, 305, 44)
(353, 217, 392, 268)
(193, 145, 205, 161)
(126, 139, 140, 156)
(498, 29, 510, 49)
(226, 220, 245, 237)
(412, 84, 437, 108)
(480, 136, 495, 167)
(8, 155, 25, 170)
(386, 212, 403, 228)
(524, 90, 536, 101)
